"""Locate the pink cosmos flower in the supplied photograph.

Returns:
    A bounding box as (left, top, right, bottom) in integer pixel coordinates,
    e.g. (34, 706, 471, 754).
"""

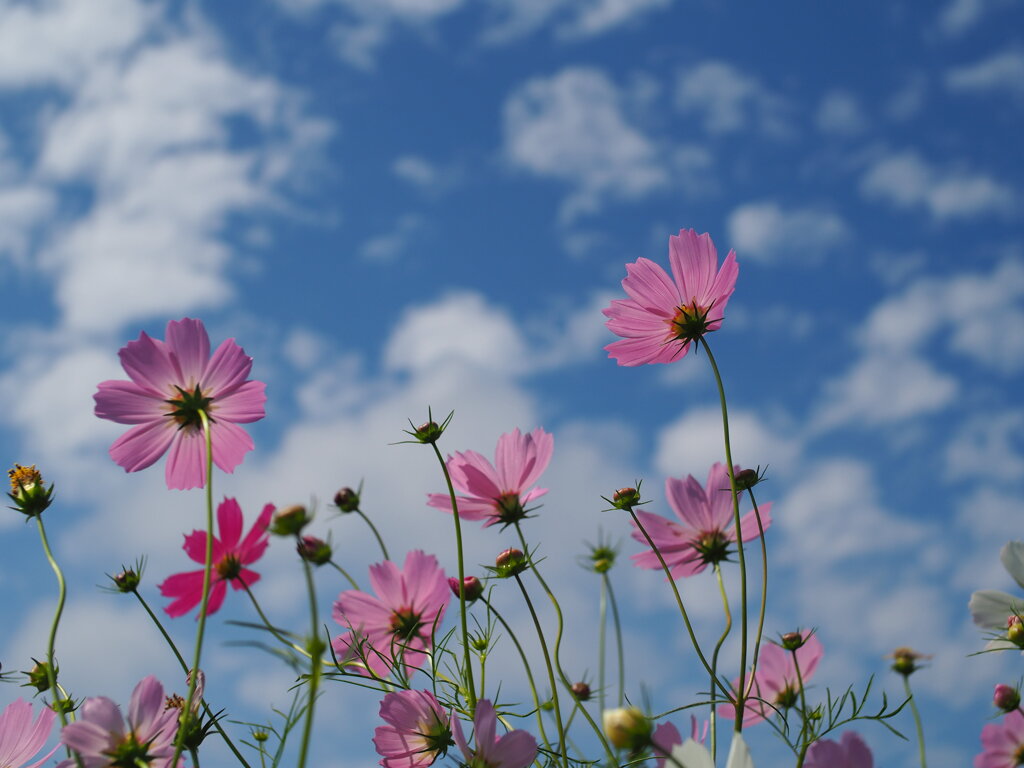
(651, 717, 708, 768)
(603, 229, 739, 366)
(452, 699, 537, 768)
(58, 675, 181, 768)
(0, 699, 58, 768)
(94, 317, 266, 490)
(805, 732, 873, 768)
(426, 428, 554, 528)
(159, 497, 274, 617)
(374, 689, 452, 768)
(719, 632, 824, 727)
(333, 550, 450, 678)
(631, 463, 772, 579)
(977, 710, 1024, 768)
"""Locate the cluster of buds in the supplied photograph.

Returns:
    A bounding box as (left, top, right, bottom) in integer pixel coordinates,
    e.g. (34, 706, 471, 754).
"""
(7, 464, 53, 518)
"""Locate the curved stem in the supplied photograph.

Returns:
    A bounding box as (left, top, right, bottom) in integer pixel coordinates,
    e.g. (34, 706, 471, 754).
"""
(242, 582, 311, 658)
(328, 560, 360, 591)
(742, 490, 769, 703)
(603, 574, 626, 709)
(904, 675, 927, 768)
(430, 442, 476, 711)
(709, 564, 733, 762)
(296, 558, 322, 768)
(699, 337, 749, 732)
(173, 410, 216, 768)
(35, 516, 69, 727)
(792, 649, 811, 768)
(355, 508, 390, 562)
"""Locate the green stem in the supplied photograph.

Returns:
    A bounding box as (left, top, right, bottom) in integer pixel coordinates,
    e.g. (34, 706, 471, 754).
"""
(699, 337, 749, 732)
(603, 574, 626, 709)
(328, 560, 360, 591)
(355, 508, 390, 562)
(173, 410, 216, 768)
(598, 577, 607, 716)
(132, 592, 252, 768)
(430, 442, 476, 711)
(242, 582, 311, 658)
(792, 649, 811, 768)
(904, 675, 927, 768)
(709, 564, 733, 763)
(479, 596, 552, 752)
(296, 557, 322, 768)
(742, 489, 769, 704)
(514, 574, 570, 768)
(35, 516, 69, 727)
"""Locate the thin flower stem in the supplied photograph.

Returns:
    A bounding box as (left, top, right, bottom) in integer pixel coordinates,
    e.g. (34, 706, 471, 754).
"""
(479, 596, 552, 752)
(904, 675, 928, 768)
(709, 563, 733, 763)
(429, 442, 477, 712)
(513, 574, 570, 768)
(514, 527, 616, 764)
(699, 337, 749, 733)
(627, 510, 732, 699)
(328, 560, 359, 591)
(355, 508, 390, 562)
(603, 574, 626, 708)
(792, 649, 811, 768)
(296, 557, 322, 768)
(598, 576, 607, 715)
(174, 410, 216, 768)
(242, 582, 312, 658)
(742, 490, 769, 704)
(190, 747, 201, 767)
(131, 592, 252, 768)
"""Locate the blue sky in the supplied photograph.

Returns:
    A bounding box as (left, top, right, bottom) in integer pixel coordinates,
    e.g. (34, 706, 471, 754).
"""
(0, 0, 1022, 766)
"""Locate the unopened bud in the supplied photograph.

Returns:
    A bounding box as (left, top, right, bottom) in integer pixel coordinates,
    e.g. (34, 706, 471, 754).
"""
(449, 576, 484, 602)
(270, 505, 310, 536)
(889, 646, 930, 677)
(413, 421, 443, 444)
(112, 569, 141, 593)
(994, 683, 1021, 712)
(611, 487, 641, 510)
(734, 468, 760, 490)
(780, 632, 806, 651)
(602, 707, 650, 752)
(571, 682, 591, 701)
(23, 660, 55, 693)
(252, 731, 269, 743)
(297, 536, 332, 566)
(494, 548, 528, 578)
(1008, 616, 1024, 647)
(7, 464, 53, 517)
(333, 488, 360, 513)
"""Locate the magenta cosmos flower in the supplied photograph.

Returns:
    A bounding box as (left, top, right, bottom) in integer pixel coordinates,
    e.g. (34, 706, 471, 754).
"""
(977, 710, 1024, 768)
(805, 732, 873, 768)
(603, 228, 739, 366)
(631, 463, 772, 579)
(426, 428, 554, 528)
(333, 550, 450, 678)
(719, 632, 824, 727)
(58, 676, 180, 768)
(374, 689, 452, 768)
(452, 699, 537, 768)
(159, 497, 273, 617)
(94, 317, 266, 490)
(0, 699, 58, 768)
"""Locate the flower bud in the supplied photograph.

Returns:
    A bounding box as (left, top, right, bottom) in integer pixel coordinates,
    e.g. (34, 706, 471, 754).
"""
(413, 421, 443, 444)
(571, 682, 591, 701)
(994, 683, 1021, 712)
(588, 545, 617, 574)
(7, 464, 53, 517)
(449, 576, 484, 602)
(602, 707, 651, 752)
(611, 487, 641, 510)
(1008, 616, 1024, 647)
(333, 487, 360, 513)
(253, 731, 269, 743)
(297, 536, 332, 566)
(270, 505, 310, 536)
(22, 660, 55, 693)
(112, 569, 141, 593)
(780, 631, 806, 651)
(734, 468, 760, 490)
(889, 646, 930, 677)
(494, 548, 529, 578)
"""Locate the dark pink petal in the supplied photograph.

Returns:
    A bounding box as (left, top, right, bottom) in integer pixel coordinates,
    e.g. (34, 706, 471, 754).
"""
(651, 722, 682, 768)
(182, 529, 225, 566)
(211, 380, 266, 424)
(665, 474, 712, 530)
(603, 299, 673, 335)
(216, 497, 244, 549)
(229, 567, 262, 590)
(165, 430, 206, 490)
(403, 551, 448, 612)
(210, 419, 255, 474)
(204, 580, 229, 615)
(118, 332, 181, 395)
(94, 380, 167, 424)
(518, 429, 553, 490)
(202, 337, 253, 395)
(159, 570, 205, 617)
(708, 250, 739, 311)
(804, 739, 844, 768)
(165, 318, 210, 387)
(238, 503, 274, 563)
(109, 419, 175, 473)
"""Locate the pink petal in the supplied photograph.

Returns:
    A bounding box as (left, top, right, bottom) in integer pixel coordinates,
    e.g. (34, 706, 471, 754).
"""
(205, 580, 229, 615)
(334, 590, 392, 632)
(473, 699, 497, 753)
(449, 451, 502, 499)
(109, 419, 175, 473)
(492, 730, 538, 768)
(605, 335, 689, 366)
(620, 258, 679, 313)
(669, 229, 717, 304)
(210, 419, 254, 474)
(128, 676, 165, 735)
(839, 732, 873, 768)
(118, 332, 181, 395)
(94, 380, 168, 424)
(229, 567, 262, 590)
(183, 529, 227, 567)
(165, 318, 210, 388)
(665, 475, 710, 530)
(165, 429, 207, 490)
(202, 337, 253, 394)
(216, 497, 244, 549)
(211, 380, 266, 424)
(159, 570, 205, 617)
(369, 560, 407, 608)
(238, 503, 274, 563)
(518, 428, 553, 490)
(735, 502, 772, 543)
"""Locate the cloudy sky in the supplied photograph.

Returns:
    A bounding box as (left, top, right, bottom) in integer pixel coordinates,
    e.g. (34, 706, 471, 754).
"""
(0, 0, 1022, 766)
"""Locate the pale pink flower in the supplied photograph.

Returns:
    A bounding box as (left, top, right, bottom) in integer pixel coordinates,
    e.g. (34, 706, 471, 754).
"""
(426, 428, 554, 528)
(976, 710, 1024, 768)
(603, 229, 739, 366)
(94, 317, 266, 490)
(0, 699, 58, 768)
(719, 632, 824, 727)
(804, 732, 873, 768)
(159, 497, 273, 617)
(332, 550, 450, 678)
(631, 463, 772, 579)
(652, 717, 708, 768)
(374, 689, 452, 768)
(452, 699, 537, 768)
(59, 675, 181, 768)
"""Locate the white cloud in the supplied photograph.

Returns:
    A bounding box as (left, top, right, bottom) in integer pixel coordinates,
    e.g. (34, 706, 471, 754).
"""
(860, 150, 1015, 221)
(392, 154, 439, 187)
(936, 0, 1016, 36)
(815, 90, 868, 135)
(0, 185, 54, 262)
(674, 61, 790, 136)
(558, 0, 671, 39)
(358, 214, 424, 262)
(503, 67, 667, 222)
(947, 49, 1024, 95)
(481, 0, 672, 44)
(946, 411, 1024, 482)
(726, 201, 849, 263)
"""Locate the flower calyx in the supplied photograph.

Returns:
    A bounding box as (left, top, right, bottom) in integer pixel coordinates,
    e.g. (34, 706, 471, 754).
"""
(7, 464, 54, 518)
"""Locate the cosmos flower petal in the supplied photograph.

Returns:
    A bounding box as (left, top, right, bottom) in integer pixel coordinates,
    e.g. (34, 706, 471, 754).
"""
(621, 258, 680, 313)
(1001, 542, 1024, 590)
(93, 380, 168, 424)
(165, 318, 211, 387)
(118, 332, 180, 395)
(211, 380, 267, 423)
(159, 570, 206, 618)
(202, 337, 254, 394)
(669, 740, 715, 768)
(493, 730, 539, 768)
(210, 419, 255, 475)
(109, 420, 176, 473)
(165, 429, 207, 490)
(217, 497, 244, 549)
(970, 590, 1024, 629)
(238, 504, 274, 562)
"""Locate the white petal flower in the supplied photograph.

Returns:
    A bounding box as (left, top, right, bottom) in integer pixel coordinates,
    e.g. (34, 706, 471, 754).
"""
(668, 733, 753, 768)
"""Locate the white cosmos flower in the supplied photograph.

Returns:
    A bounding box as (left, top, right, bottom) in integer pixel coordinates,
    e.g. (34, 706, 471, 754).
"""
(969, 541, 1024, 650)
(668, 732, 753, 768)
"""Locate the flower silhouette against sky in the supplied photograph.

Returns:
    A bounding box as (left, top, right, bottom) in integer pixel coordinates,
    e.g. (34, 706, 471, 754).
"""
(603, 228, 739, 366)
(374, 689, 452, 768)
(159, 497, 274, 617)
(804, 731, 873, 768)
(94, 317, 266, 490)
(631, 463, 772, 579)
(333, 550, 450, 679)
(426, 428, 554, 528)
(451, 699, 537, 768)
(0, 699, 58, 768)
